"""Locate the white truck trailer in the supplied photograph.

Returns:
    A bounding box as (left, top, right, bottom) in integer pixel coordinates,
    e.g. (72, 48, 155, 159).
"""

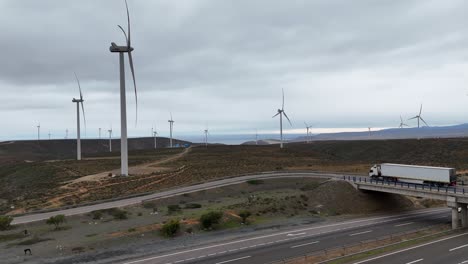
(369, 163, 456, 186)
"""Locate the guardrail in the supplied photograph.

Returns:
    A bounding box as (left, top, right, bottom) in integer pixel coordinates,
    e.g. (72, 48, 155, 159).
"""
(343, 175, 468, 195)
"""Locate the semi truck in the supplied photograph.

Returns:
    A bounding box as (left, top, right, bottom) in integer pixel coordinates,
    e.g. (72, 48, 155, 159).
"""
(369, 163, 456, 186)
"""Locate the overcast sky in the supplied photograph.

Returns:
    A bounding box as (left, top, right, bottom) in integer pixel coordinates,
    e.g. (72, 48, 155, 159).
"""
(1, 0, 468, 140)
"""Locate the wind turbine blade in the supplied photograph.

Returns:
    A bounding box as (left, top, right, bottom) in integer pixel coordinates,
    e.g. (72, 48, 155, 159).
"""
(170, 112, 173, 121)
(283, 112, 292, 126)
(74, 72, 83, 99)
(420, 117, 429, 127)
(125, 0, 131, 47)
(419, 104, 422, 115)
(408, 116, 418, 120)
(272, 112, 280, 118)
(282, 88, 284, 110)
(117, 25, 129, 44)
(81, 101, 87, 131)
(304, 122, 308, 127)
(128, 51, 137, 125)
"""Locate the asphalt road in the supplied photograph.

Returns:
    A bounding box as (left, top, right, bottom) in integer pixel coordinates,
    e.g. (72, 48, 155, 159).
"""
(12, 172, 348, 225)
(119, 208, 450, 264)
(353, 231, 468, 264)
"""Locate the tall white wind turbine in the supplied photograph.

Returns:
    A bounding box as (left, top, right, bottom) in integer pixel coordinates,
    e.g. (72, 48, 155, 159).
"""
(272, 89, 292, 149)
(168, 113, 174, 148)
(109, 0, 138, 176)
(72, 73, 86, 161)
(408, 104, 428, 128)
(304, 122, 312, 143)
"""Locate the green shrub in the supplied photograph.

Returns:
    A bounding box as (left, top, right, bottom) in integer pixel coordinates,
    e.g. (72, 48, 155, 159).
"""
(128, 228, 136, 232)
(46, 215, 66, 230)
(112, 209, 128, 220)
(246, 179, 264, 185)
(184, 203, 202, 209)
(91, 211, 102, 220)
(200, 211, 223, 229)
(160, 219, 180, 237)
(167, 205, 181, 214)
(0, 216, 13, 231)
(238, 210, 251, 224)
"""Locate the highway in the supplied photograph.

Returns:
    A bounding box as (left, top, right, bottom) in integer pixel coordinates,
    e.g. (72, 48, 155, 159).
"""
(353, 231, 468, 264)
(12, 172, 348, 224)
(119, 208, 450, 264)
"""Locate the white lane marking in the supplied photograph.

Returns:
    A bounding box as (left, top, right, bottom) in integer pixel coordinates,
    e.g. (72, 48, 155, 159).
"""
(350, 230, 373, 236)
(449, 243, 468, 252)
(406, 259, 423, 264)
(287, 232, 306, 237)
(291, 241, 320, 249)
(122, 209, 446, 264)
(352, 232, 468, 264)
(395, 222, 414, 227)
(215, 256, 251, 264)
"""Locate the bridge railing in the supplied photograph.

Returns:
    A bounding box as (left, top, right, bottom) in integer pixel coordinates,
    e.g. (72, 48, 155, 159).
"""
(343, 175, 468, 195)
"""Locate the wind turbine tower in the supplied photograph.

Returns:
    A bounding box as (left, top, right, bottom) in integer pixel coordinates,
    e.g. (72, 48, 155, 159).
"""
(204, 129, 209, 147)
(72, 73, 86, 161)
(65, 129, 69, 139)
(304, 122, 312, 143)
(108, 127, 113, 152)
(272, 89, 292, 149)
(48, 132, 51, 140)
(109, 0, 138, 176)
(37, 123, 40, 140)
(99, 128, 101, 139)
(153, 130, 158, 149)
(255, 129, 258, 145)
(168, 113, 174, 148)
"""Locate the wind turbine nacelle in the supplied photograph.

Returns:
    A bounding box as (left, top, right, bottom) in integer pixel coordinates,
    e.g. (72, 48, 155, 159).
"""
(109, 42, 134, 53)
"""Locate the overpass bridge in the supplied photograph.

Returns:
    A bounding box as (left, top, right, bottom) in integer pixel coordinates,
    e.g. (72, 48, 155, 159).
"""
(344, 176, 468, 230)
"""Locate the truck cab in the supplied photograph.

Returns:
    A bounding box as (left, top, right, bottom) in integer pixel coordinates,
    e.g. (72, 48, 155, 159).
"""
(369, 164, 381, 178)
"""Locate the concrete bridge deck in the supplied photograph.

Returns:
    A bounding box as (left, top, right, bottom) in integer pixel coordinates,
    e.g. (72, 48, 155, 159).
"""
(343, 176, 468, 229)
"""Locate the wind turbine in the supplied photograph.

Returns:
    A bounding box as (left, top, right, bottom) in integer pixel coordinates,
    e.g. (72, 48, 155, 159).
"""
(37, 123, 40, 140)
(153, 130, 158, 149)
(255, 129, 258, 145)
(168, 113, 174, 148)
(108, 127, 113, 152)
(65, 129, 69, 139)
(368, 127, 372, 137)
(72, 73, 86, 161)
(304, 122, 313, 143)
(272, 89, 292, 149)
(408, 104, 428, 128)
(48, 131, 51, 140)
(204, 128, 209, 147)
(109, 0, 137, 176)
(99, 128, 101, 139)
(399, 116, 409, 128)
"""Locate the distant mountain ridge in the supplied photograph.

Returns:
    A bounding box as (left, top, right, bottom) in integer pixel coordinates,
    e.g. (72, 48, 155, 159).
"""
(292, 123, 468, 142)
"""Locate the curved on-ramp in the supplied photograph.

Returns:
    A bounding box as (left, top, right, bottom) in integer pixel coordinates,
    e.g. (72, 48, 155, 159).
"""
(12, 171, 353, 225)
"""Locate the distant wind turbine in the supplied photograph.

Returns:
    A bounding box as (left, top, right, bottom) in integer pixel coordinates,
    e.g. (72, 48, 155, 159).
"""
(48, 131, 51, 140)
(255, 129, 258, 145)
(204, 128, 209, 147)
(168, 113, 174, 148)
(272, 89, 292, 149)
(304, 122, 312, 143)
(368, 127, 372, 137)
(153, 130, 158, 149)
(108, 127, 113, 152)
(99, 128, 101, 139)
(109, 0, 138, 176)
(72, 73, 86, 161)
(65, 129, 68, 139)
(37, 123, 40, 141)
(408, 104, 428, 128)
(399, 115, 409, 128)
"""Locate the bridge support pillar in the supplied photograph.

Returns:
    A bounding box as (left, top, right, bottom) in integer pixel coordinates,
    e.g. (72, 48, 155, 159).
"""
(460, 204, 468, 229)
(451, 206, 460, 229)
